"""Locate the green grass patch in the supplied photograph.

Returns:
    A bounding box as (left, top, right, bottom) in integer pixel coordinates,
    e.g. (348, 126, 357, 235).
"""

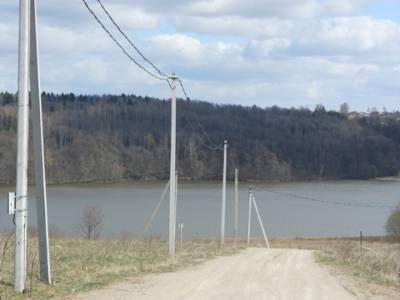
(0, 236, 242, 300)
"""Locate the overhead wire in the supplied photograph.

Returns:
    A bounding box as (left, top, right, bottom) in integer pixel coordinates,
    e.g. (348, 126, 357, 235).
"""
(81, 0, 169, 83)
(95, 0, 168, 78)
(182, 114, 223, 151)
(254, 187, 396, 209)
(177, 79, 189, 100)
(177, 79, 223, 150)
(81, 0, 222, 150)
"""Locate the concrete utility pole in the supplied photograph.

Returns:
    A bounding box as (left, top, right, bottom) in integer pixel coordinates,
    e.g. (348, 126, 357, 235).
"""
(175, 171, 178, 210)
(234, 168, 239, 244)
(168, 74, 178, 256)
(15, 0, 31, 292)
(252, 192, 270, 248)
(220, 140, 228, 247)
(247, 186, 253, 246)
(247, 187, 270, 248)
(30, 0, 51, 284)
(142, 181, 170, 236)
(14, 0, 51, 292)
(178, 223, 184, 249)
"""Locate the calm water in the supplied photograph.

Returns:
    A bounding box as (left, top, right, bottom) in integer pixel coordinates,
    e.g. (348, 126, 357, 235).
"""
(0, 180, 399, 239)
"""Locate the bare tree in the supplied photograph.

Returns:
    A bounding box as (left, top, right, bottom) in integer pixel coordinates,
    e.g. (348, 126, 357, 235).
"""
(386, 205, 400, 243)
(339, 102, 350, 115)
(79, 205, 104, 240)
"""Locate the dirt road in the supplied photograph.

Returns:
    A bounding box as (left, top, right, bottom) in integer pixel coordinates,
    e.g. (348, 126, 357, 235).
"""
(70, 248, 361, 300)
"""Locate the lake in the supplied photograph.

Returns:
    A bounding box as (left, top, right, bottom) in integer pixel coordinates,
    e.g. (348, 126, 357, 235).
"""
(0, 180, 399, 239)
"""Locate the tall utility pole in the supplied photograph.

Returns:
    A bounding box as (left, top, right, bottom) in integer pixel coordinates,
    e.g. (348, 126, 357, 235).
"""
(15, 0, 51, 292)
(247, 186, 253, 246)
(15, 0, 31, 292)
(175, 170, 178, 209)
(220, 140, 228, 247)
(168, 74, 178, 256)
(234, 168, 239, 244)
(178, 223, 184, 249)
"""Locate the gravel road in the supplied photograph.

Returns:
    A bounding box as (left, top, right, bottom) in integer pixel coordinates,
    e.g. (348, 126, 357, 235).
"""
(70, 248, 361, 300)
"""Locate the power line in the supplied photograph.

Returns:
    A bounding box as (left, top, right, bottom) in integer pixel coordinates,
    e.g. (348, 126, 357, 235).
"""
(177, 79, 189, 100)
(95, 0, 167, 78)
(176, 79, 223, 150)
(182, 114, 223, 151)
(81, 0, 169, 83)
(82, 0, 221, 151)
(255, 187, 396, 209)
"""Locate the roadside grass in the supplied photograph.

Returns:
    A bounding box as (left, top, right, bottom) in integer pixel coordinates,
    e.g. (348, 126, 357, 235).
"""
(315, 239, 400, 287)
(2, 234, 398, 299)
(255, 236, 400, 288)
(0, 235, 241, 300)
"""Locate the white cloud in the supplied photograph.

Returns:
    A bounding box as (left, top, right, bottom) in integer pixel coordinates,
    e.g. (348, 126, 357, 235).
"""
(306, 82, 321, 100)
(0, 0, 399, 111)
(322, 0, 372, 15)
(299, 17, 400, 54)
(90, 4, 160, 30)
(173, 16, 292, 39)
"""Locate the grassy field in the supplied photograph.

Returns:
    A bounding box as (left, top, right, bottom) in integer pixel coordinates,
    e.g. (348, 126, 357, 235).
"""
(0, 234, 240, 300)
(267, 236, 400, 288)
(1, 234, 398, 300)
(315, 238, 400, 287)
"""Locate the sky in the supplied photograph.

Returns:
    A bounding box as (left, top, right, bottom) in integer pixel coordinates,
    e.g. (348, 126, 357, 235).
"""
(0, 0, 399, 111)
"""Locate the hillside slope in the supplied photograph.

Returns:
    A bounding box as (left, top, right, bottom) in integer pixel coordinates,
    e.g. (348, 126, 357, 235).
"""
(0, 92, 399, 184)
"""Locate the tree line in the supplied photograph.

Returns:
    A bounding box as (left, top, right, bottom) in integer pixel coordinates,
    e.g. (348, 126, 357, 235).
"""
(0, 92, 399, 184)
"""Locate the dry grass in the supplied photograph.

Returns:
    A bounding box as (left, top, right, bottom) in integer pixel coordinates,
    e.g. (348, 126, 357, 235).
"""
(315, 239, 400, 287)
(254, 236, 400, 288)
(2, 234, 398, 299)
(0, 235, 241, 300)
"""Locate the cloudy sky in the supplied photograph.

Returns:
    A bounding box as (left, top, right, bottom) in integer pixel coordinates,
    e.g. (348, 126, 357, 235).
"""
(1, 0, 399, 111)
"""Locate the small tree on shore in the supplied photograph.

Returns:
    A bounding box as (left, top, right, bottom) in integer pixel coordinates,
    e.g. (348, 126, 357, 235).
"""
(80, 205, 104, 240)
(386, 205, 400, 243)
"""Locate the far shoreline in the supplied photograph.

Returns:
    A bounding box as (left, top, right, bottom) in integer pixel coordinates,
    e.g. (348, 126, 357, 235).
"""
(1, 175, 399, 188)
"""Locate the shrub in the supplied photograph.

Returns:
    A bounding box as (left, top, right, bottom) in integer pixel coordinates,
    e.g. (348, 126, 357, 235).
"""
(386, 206, 400, 243)
(79, 205, 104, 240)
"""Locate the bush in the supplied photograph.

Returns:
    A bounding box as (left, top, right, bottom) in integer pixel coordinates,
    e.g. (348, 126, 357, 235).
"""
(386, 206, 400, 243)
(79, 205, 104, 240)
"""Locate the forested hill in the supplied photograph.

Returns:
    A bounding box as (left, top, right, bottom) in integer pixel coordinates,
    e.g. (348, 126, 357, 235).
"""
(0, 92, 399, 184)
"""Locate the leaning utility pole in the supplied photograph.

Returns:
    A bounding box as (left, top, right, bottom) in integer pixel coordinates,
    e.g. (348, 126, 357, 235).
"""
(220, 140, 228, 247)
(234, 168, 239, 244)
(247, 187, 270, 248)
(168, 74, 178, 256)
(14, 0, 51, 292)
(252, 191, 270, 248)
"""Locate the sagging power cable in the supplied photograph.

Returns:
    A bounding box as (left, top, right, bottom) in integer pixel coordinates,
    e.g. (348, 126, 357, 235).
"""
(81, 0, 169, 83)
(81, 0, 222, 151)
(255, 187, 396, 209)
(95, 0, 168, 78)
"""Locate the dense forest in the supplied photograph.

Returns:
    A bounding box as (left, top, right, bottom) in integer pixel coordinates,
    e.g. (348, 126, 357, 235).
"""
(0, 92, 399, 184)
